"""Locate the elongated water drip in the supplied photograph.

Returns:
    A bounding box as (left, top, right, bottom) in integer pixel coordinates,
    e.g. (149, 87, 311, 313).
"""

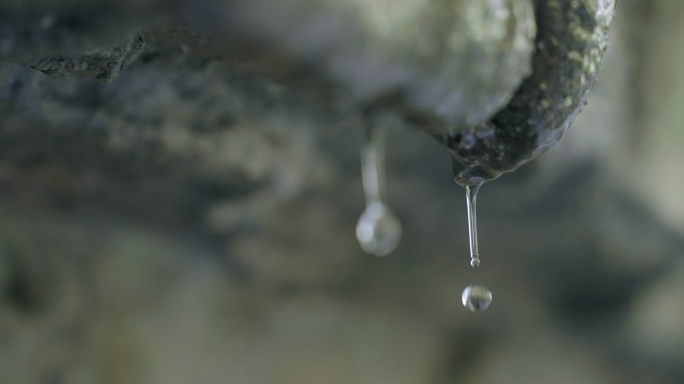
(465, 184, 482, 267)
(460, 183, 492, 312)
(356, 127, 402, 256)
(361, 128, 386, 205)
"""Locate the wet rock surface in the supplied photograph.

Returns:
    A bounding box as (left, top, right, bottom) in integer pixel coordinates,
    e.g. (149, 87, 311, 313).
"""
(0, 1, 683, 384)
(0, 1, 153, 62)
(24, 34, 145, 82)
(440, 0, 616, 186)
(215, 0, 536, 130)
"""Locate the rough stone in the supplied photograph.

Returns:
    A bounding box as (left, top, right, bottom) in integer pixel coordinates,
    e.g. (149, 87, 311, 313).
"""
(24, 34, 144, 82)
(437, 0, 616, 186)
(0, 1, 153, 62)
(211, 0, 536, 132)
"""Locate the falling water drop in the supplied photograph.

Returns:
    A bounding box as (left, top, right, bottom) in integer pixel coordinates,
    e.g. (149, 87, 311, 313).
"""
(462, 285, 492, 312)
(465, 184, 482, 268)
(356, 127, 402, 256)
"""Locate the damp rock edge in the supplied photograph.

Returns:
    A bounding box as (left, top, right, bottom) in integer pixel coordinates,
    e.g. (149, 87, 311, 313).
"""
(437, 0, 617, 187)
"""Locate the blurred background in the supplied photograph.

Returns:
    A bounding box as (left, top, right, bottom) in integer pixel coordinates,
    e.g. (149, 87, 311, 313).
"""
(1, 0, 684, 383)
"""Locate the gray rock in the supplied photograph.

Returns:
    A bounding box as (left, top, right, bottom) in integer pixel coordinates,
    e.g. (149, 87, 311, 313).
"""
(213, 0, 536, 131)
(437, 0, 616, 186)
(0, 1, 152, 62)
(24, 34, 144, 82)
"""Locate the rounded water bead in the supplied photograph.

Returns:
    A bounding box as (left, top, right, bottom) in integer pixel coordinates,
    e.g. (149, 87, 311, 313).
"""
(470, 257, 480, 267)
(356, 203, 402, 256)
(462, 285, 492, 312)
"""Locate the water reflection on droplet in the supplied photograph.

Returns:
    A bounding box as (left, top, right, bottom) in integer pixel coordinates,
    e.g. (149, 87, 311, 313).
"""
(356, 203, 402, 256)
(462, 285, 492, 312)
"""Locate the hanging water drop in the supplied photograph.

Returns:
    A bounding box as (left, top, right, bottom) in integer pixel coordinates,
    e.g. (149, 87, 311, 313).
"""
(460, 183, 492, 311)
(465, 184, 482, 268)
(462, 285, 492, 312)
(356, 202, 402, 256)
(356, 127, 402, 256)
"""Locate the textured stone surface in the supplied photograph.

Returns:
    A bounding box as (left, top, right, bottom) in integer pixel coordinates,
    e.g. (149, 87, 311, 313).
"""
(2, 0, 538, 134)
(439, 0, 616, 186)
(214, 0, 536, 131)
(23, 34, 144, 82)
(0, 1, 153, 62)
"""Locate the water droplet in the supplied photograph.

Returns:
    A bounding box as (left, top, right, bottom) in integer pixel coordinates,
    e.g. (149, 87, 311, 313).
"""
(465, 184, 482, 267)
(462, 285, 492, 312)
(356, 203, 402, 256)
(357, 127, 402, 256)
